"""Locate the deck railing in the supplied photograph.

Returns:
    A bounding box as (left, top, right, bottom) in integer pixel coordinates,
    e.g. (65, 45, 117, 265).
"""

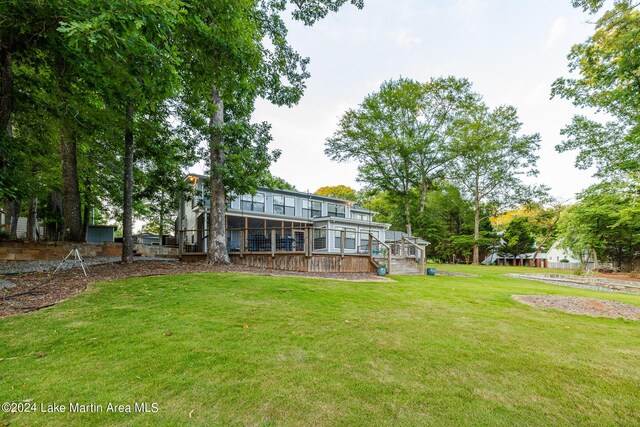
(176, 227, 426, 274)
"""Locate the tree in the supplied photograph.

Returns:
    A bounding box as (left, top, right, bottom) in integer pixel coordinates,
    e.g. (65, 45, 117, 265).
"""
(260, 171, 297, 191)
(449, 102, 543, 264)
(325, 77, 475, 236)
(557, 182, 640, 271)
(178, 0, 363, 264)
(499, 217, 536, 261)
(315, 185, 357, 200)
(59, 0, 184, 260)
(553, 1, 640, 183)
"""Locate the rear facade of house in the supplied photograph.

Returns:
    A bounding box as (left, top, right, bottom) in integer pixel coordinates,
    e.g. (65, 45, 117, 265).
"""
(177, 174, 390, 255)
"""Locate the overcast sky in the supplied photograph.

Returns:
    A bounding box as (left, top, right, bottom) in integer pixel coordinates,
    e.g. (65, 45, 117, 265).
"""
(245, 0, 603, 201)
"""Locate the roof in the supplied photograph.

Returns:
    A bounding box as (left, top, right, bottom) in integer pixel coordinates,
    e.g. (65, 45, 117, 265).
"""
(482, 252, 547, 265)
(312, 216, 390, 228)
(133, 232, 159, 238)
(87, 224, 118, 229)
(185, 173, 377, 214)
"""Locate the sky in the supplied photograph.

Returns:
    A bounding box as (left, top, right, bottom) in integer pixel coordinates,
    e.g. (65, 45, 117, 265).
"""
(245, 0, 602, 202)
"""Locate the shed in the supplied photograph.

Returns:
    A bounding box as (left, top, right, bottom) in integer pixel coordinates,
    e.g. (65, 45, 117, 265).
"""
(86, 225, 117, 243)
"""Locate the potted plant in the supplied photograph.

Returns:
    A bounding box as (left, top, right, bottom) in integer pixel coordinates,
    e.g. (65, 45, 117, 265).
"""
(377, 262, 387, 276)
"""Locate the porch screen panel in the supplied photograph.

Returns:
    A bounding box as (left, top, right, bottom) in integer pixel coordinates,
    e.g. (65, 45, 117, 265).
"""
(334, 227, 356, 250)
(313, 228, 327, 250)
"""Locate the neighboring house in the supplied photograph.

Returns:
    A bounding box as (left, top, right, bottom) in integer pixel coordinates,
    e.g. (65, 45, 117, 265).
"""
(133, 232, 160, 245)
(481, 240, 595, 270)
(482, 252, 547, 268)
(546, 240, 594, 270)
(1, 216, 45, 240)
(177, 174, 391, 254)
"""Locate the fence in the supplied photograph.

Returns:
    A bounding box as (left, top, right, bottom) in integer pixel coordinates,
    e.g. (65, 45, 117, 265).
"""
(547, 261, 596, 270)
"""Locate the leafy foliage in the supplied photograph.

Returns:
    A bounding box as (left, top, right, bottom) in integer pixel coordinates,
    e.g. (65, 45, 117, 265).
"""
(315, 185, 357, 200)
(557, 182, 640, 270)
(553, 1, 640, 182)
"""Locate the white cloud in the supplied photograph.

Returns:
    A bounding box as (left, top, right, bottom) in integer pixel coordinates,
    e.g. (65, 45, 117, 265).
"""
(393, 29, 422, 48)
(455, 0, 486, 14)
(544, 17, 567, 50)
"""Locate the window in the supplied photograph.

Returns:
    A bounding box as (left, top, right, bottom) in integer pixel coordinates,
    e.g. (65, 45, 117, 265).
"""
(241, 193, 265, 212)
(327, 203, 346, 218)
(302, 199, 322, 218)
(352, 213, 370, 221)
(334, 227, 356, 250)
(273, 195, 295, 216)
(313, 228, 327, 250)
(192, 183, 210, 209)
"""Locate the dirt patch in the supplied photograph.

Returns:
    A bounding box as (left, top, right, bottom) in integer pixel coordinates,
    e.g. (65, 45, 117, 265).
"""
(432, 270, 478, 277)
(513, 295, 640, 321)
(0, 261, 392, 318)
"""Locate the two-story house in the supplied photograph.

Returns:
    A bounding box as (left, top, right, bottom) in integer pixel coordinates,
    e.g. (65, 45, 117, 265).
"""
(177, 174, 390, 255)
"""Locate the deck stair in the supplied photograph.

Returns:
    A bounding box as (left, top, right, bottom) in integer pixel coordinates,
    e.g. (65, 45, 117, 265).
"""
(389, 256, 422, 275)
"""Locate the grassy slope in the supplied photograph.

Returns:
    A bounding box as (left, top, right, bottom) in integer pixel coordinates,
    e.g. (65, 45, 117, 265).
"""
(0, 266, 638, 426)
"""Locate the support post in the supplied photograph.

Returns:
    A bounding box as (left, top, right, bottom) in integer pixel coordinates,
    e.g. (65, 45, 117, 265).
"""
(368, 234, 373, 258)
(178, 230, 184, 255)
(271, 229, 276, 258)
(306, 227, 312, 257)
(239, 230, 244, 258)
(340, 230, 345, 257)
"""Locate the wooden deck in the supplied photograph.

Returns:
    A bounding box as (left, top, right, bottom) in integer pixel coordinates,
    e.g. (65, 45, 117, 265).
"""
(230, 253, 375, 273)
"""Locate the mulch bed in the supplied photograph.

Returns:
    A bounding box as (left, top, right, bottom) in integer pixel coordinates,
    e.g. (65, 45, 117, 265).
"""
(513, 295, 640, 321)
(0, 261, 391, 318)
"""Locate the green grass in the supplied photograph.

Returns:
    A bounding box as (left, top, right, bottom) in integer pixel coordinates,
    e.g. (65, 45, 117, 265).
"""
(1, 265, 639, 426)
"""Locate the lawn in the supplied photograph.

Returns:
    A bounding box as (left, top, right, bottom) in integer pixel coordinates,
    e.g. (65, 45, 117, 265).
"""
(0, 265, 639, 426)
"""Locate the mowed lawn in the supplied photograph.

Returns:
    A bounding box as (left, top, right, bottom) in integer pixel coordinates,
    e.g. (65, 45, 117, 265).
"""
(1, 266, 639, 426)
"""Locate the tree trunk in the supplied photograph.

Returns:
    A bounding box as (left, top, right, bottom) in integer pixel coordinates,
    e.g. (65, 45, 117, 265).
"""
(9, 198, 20, 238)
(60, 127, 83, 241)
(472, 191, 480, 265)
(81, 201, 90, 242)
(122, 105, 135, 263)
(159, 197, 164, 247)
(207, 86, 230, 265)
(0, 46, 12, 150)
(26, 196, 37, 241)
(403, 198, 412, 237)
(56, 55, 83, 242)
(532, 211, 561, 263)
(419, 181, 428, 214)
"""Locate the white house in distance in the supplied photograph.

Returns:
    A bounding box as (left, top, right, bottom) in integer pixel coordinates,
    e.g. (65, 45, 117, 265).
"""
(177, 174, 390, 255)
(546, 240, 594, 270)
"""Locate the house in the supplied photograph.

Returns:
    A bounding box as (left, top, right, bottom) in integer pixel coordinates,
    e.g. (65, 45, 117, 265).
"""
(177, 174, 391, 255)
(546, 240, 594, 270)
(482, 252, 548, 268)
(132, 232, 160, 245)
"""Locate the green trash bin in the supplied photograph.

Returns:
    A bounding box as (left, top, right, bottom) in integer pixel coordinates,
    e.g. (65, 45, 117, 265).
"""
(426, 268, 436, 276)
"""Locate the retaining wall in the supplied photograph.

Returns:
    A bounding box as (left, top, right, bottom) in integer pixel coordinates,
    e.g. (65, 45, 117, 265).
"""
(0, 241, 121, 261)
